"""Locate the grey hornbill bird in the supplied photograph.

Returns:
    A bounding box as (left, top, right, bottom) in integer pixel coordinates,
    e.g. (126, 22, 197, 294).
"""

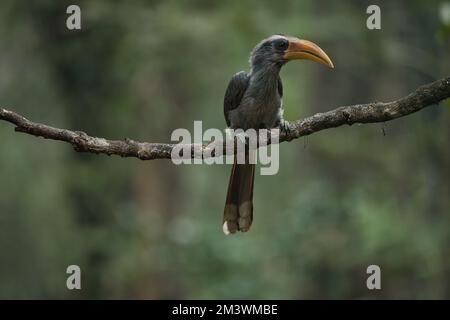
(223, 34, 334, 235)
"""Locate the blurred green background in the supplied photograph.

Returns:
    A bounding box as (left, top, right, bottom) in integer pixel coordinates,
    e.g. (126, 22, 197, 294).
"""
(0, 0, 449, 299)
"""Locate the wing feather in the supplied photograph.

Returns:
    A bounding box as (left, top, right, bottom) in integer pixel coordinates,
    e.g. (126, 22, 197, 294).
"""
(223, 71, 250, 127)
(277, 75, 283, 98)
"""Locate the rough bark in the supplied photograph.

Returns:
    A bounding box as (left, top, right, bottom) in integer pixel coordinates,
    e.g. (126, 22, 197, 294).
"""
(1, 76, 449, 160)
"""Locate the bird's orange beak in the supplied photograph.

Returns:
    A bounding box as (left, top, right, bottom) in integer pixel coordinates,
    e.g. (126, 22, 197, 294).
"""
(284, 37, 334, 68)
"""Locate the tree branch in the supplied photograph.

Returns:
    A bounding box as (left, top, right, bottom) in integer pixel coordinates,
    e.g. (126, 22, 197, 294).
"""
(1, 76, 449, 160)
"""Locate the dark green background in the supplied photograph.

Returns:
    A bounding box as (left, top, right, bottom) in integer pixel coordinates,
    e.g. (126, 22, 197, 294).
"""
(0, 0, 449, 299)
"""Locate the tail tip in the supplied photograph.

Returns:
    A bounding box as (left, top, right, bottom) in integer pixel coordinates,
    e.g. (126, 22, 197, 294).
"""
(223, 221, 239, 235)
(223, 221, 231, 235)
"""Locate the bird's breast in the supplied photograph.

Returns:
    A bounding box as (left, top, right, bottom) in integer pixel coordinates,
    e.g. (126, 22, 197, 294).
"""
(233, 93, 281, 129)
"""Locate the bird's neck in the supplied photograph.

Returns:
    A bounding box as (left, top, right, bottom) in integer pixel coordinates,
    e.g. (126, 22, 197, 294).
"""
(249, 63, 281, 88)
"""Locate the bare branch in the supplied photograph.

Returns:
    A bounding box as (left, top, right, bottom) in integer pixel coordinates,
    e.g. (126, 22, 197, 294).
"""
(1, 76, 449, 160)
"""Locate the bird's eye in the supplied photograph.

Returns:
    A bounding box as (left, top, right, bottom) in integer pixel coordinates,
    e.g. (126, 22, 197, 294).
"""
(274, 38, 289, 51)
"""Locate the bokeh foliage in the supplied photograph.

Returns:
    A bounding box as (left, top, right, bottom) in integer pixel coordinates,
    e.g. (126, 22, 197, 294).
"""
(0, 0, 449, 299)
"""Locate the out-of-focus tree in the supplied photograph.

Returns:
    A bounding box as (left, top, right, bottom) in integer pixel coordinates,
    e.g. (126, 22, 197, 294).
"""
(0, 0, 448, 299)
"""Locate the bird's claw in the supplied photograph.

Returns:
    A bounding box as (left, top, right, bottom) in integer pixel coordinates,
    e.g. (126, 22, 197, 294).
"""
(279, 119, 292, 136)
(235, 132, 248, 147)
(225, 128, 247, 146)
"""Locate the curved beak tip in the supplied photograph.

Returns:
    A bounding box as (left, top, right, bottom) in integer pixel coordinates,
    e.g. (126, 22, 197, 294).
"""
(285, 38, 334, 69)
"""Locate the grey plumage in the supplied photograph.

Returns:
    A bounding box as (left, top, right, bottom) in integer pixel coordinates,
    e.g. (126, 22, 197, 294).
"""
(223, 35, 287, 235)
(222, 34, 334, 234)
(224, 36, 286, 130)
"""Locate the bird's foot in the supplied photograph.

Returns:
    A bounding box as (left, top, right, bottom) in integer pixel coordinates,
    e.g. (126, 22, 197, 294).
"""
(279, 119, 292, 137)
(236, 132, 249, 147)
(225, 129, 248, 146)
(225, 128, 248, 146)
(224, 128, 249, 160)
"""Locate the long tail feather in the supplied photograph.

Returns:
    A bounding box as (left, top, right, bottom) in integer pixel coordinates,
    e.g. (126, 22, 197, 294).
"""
(223, 151, 255, 234)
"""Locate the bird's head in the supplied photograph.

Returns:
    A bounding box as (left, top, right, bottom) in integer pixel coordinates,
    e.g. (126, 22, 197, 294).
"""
(250, 34, 334, 70)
